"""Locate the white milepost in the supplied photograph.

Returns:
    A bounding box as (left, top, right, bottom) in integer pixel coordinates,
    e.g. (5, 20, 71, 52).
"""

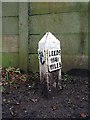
(38, 32, 62, 92)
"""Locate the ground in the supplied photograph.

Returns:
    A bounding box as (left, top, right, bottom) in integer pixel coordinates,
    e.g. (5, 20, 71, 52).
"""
(2, 69, 89, 119)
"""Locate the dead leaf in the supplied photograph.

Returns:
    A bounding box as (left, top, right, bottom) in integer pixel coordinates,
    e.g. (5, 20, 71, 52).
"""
(51, 104, 57, 111)
(80, 113, 87, 118)
(3, 99, 6, 102)
(30, 98, 39, 103)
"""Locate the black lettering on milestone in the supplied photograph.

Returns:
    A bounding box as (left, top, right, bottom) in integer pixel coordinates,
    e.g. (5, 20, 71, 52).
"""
(57, 50, 58, 55)
(52, 64, 54, 69)
(51, 58, 53, 63)
(50, 58, 53, 63)
(51, 51, 53, 56)
(55, 57, 58, 62)
(55, 64, 56, 69)
(59, 62, 61, 67)
(54, 51, 56, 56)
(53, 58, 55, 62)
(49, 51, 51, 57)
(53, 57, 55, 62)
(57, 63, 58, 68)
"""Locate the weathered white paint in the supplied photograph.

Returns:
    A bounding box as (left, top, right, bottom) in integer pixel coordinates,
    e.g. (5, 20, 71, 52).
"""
(38, 32, 62, 92)
(48, 49, 61, 72)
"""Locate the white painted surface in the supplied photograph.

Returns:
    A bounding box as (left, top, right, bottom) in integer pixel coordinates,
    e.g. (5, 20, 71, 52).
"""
(38, 32, 62, 90)
(38, 32, 61, 72)
(48, 49, 61, 72)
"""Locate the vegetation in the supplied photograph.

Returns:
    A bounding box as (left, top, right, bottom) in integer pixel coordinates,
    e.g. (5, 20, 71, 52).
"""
(0, 67, 39, 92)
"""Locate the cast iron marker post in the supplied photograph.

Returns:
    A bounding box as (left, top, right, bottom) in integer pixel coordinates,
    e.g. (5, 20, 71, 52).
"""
(38, 32, 62, 94)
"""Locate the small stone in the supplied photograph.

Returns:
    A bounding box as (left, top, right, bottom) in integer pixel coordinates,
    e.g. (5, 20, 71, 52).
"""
(25, 110, 27, 113)
(28, 85, 32, 88)
(3, 99, 6, 102)
(8, 100, 10, 103)
(16, 102, 19, 105)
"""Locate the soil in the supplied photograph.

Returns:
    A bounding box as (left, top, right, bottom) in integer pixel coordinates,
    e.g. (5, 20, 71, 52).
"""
(2, 69, 89, 119)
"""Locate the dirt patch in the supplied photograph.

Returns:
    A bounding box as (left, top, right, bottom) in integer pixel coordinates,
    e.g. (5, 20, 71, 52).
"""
(2, 69, 89, 119)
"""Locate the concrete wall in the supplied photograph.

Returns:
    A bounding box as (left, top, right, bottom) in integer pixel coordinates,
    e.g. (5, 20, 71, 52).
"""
(2, 2, 19, 67)
(29, 2, 88, 72)
(2, 2, 88, 72)
(2, 2, 28, 72)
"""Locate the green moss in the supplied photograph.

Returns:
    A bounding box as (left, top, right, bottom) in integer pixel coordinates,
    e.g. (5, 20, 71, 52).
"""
(30, 2, 88, 15)
(0, 52, 2, 66)
(2, 52, 19, 67)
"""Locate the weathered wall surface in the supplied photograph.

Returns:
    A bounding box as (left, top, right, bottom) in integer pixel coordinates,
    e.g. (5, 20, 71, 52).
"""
(2, 2, 88, 72)
(2, 3, 19, 67)
(29, 2, 88, 72)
